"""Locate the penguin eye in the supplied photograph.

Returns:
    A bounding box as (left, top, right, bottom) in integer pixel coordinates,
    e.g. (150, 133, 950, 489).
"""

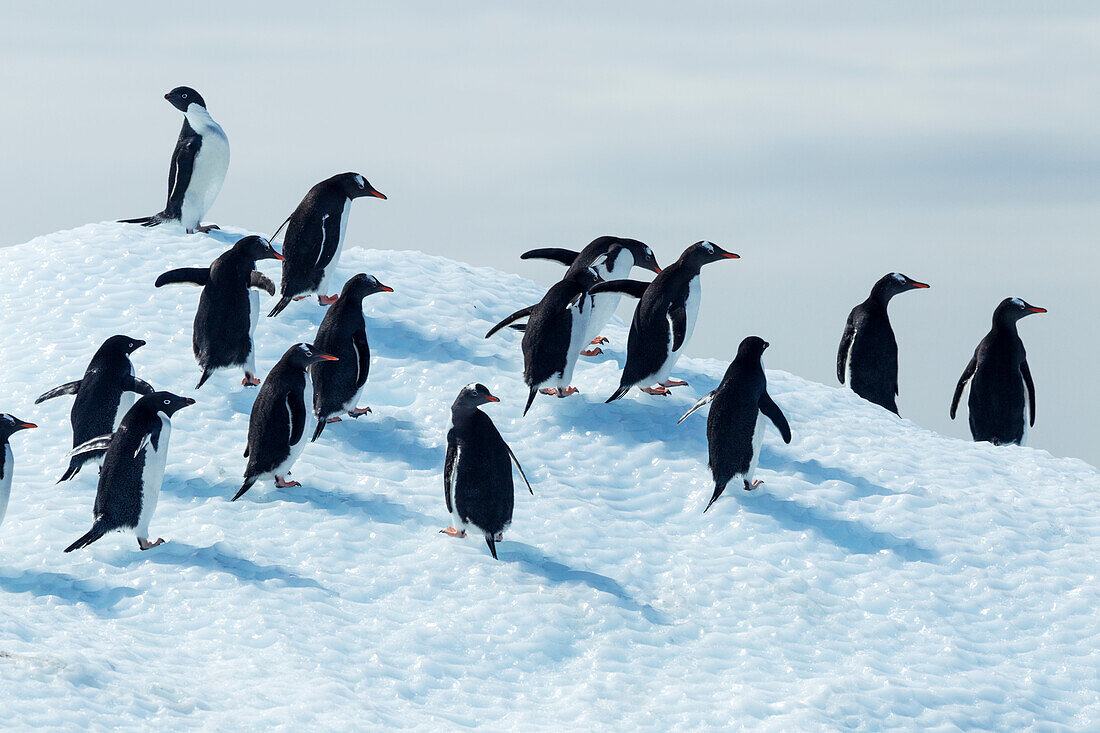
(163, 399, 171, 405)
(181, 93, 188, 99)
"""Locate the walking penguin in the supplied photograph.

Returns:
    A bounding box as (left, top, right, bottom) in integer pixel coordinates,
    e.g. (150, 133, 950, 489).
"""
(0, 415, 37, 529)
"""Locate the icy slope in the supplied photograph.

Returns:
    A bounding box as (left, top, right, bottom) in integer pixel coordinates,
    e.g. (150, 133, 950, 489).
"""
(1, 222, 1099, 730)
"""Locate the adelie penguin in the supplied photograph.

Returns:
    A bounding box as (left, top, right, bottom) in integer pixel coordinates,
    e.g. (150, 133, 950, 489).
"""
(268, 173, 387, 316)
(310, 274, 394, 442)
(36, 335, 154, 483)
(678, 337, 791, 512)
(951, 297, 1046, 446)
(155, 235, 284, 388)
(485, 268, 601, 415)
(234, 344, 338, 501)
(596, 241, 739, 401)
(119, 87, 229, 234)
(836, 273, 929, 415)
(63, 392, 195, 552)
(0, 415, 37, 530)
(443, 383, 532, 560)
(520, 236, 662, 355)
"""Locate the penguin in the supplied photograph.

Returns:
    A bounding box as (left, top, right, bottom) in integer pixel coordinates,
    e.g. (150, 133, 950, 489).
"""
(521, 236, 662, 355)
(310, 274, 394, 442)
(119, 87, 229, 234)
(836, 272, 930, 415)
(36, 335, 154, 483)
(234, 343, 338, 501)
(678, 337, 791, 511)
(484, 268, 601, 415)
(0, 415, 37, 529)
(63, 392, 195, 552)
(596, 241, 740, 401)
(155, 235, 284, 388)
(267, 173, 387, 316)
(443, 383, 532, 559)
(951, 297, 1046, 446)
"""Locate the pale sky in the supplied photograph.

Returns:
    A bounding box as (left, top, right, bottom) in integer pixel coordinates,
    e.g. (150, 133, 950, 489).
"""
(2, 2, 1097, 464)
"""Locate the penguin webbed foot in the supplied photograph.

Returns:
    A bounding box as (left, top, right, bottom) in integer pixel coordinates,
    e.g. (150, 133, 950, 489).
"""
(292, 295, 309, 302)
(539, 387, 579, 398)
(590, 336, 609, 345)
(138, 537, 166, 551)
(318, 294, 338, 306)
(661, 379, 689, 388)
(326, 416, 343, 424)
(580, 347, 603, 357)
(274, 475, 301, 488)
(441, 527, 466, 538)
(194, 224, 220, 234)
(347, 406, 372, 418)
(641, 385, 672, 396)
(242, 374, 261, 387)
(743, 480, 763, 491)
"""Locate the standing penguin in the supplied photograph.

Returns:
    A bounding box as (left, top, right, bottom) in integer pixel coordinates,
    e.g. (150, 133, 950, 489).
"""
(156, 235, 284, 388)
(678, 337, 791, 511)
(63, 392, 195, 552)
(310, 274, 394, 442)
(443, 383, 532, 560)
(521, 236, 662, 356)
(951, 298, 1046, 445)
(596, 241, 740, 401)
(0, 415, 37, 529)
(485, 268, 601, 415)
(267, 173, 387, 315)
(836, 273, 929, 414)
(36, 335, 154, 483)
(234, 344, 338, 501)
(119, 87, 229, 234)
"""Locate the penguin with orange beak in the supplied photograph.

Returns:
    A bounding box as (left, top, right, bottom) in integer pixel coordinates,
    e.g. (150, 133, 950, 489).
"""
(0, 414, 37, 529)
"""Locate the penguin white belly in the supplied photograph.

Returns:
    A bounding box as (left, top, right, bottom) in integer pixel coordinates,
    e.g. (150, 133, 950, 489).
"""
(555, 300, 592, 389)
(733, 413, 767, 488)
(246, 289, 260, 374)
(0, 444, 12, 527)
(273, 381, 314, 478)
(319, 200, 352, 295)
(180, 127, 229, 231)
(449, 446, 466, 530)
(653, 278, 702, 384)
(135, 417, 171, 539)
(340, 350, 368, 413)
(114, 361, 136, 430)
(583, 291, 621, 346)
(1020, 377, 1029, 447)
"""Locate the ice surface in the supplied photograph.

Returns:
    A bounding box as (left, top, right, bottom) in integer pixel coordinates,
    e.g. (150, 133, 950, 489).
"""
(1, 223, 1098, 729)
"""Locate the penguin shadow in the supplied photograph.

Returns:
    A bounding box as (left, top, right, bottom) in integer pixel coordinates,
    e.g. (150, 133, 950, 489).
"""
(540, 393, 706, 456)
(102, 541, 328, 593)
(762, 451, 898, 501)
(733, 490, 938, 562)
(498, 541, 670, 626)
(321, 414, 440, 471)
(0, 569, 141, 615)
(163, 476, 235, 501)
(264, 482, 435, 529)
(370, 321, 505, 369)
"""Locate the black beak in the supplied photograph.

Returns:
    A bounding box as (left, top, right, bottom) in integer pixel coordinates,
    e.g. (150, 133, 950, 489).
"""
(182, 398, 196, 406)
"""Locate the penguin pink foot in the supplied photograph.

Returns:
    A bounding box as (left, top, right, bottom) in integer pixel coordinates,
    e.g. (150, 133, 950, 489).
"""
(580, 347, 603, 357)
(138, 537, 166, 550)
(744, 480, 763, 491)
(441, 527, 467, 538)
(347, 406, 372, 418)
(642, 385, 671, 396)
(242, 374, 261, 387)
(661, 379, 689, 388)
(293, 295, 309, 301)
(318, 294, 339, 306)
(590, 337, 609, 345)
(274, 475, 301, 488)
(494, 532, 504, 542)
(325, 416, 342, 424)
(195, 224, 220, 233)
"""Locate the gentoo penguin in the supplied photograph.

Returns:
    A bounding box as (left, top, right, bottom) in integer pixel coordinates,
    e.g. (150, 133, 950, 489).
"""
(310, 274, 394, 442)
(521, 236, 662, 355)
(951, 297, 1046, 446)
(36, 335, 154, 483)
(63, 392, 195, 552)
(678, 337, 791, 511)
(155, 235, 284, 388)
(836, 273, 929, 414)
(443, 383, 532, 559)
(484, 268, 601, 415)
(267, 173, 387, 315)
(0, 415, 37, 529)
(119, 87, 229, 234)
(596, 241, 739, 401)
(233, 343, 338, 501)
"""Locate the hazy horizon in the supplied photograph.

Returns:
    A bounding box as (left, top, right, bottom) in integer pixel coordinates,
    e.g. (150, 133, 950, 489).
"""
(2, 2, 1097, 464)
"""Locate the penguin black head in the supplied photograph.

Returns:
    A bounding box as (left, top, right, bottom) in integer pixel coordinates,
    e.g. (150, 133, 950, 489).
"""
(452, 383, 500, 413)
(101, 335, 147, 356)
(620, 239, 662, 274)
(140, 392, 196, 417)
(995, 297, 1047, 325)
(286, 343, 339, 370)
(338, 173, 387, 201)
(872, 272, 929, 302)
(233, 235, 284, 263)
(342, 273, 394, 300)
(735, 336, 770, 362)
(164, 86, 206, 112)
(0, 414, 37, 442)
(681, 241, 740, 268)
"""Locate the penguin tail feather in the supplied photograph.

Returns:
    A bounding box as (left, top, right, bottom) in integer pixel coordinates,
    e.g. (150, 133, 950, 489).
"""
(485, 535, 499, 560)
(605, 384, 631, 403)
(311, 419, 326, 443)
(232, 478, 257, 502)
(195, 369, 213, 390)
(523, 387, 538, 416)
(64, 520, 109, 553)
(57, 456, 83, 484)
(268, 296, 292, 318)
(703, 482, 727, 513)
(118, 214, 164, 227)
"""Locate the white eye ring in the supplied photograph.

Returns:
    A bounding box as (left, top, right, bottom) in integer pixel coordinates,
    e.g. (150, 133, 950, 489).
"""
(182, 93, 188, 98)
(163, 399, 171, 405)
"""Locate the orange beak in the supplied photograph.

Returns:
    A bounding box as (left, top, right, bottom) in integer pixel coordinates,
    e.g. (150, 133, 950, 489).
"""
(485, 395, 500, 402)
(911, 281, 930, 289)
(19, 422, 37, 429)
(318, 355, 339, 361)
(369, 190, 387, 200)
(722, 253, 740, 259)
(379, 285, 394, 293)
(1028, 306, 1047, 313)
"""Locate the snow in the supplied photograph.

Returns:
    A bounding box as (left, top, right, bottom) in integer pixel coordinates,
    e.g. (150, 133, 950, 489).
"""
(2, 222, 1099, 729)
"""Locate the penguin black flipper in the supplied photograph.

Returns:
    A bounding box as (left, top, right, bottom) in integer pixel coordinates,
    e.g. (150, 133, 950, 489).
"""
(268, 297, 293, 318)
(444, 439, 456, 513)
(156, 267, 210, 288)
(486, 306, 536, 338)
(288, 389, 308, 447)
(951, 356, 977, 420)
(506, 444, 533, 494)
(314, 213, 346, 273)
(520, 248, 581, 266)
(249, 271, 276, 296)
(678, 390, 716, 425)
(589, 279, 650, 299)
(1021, 359, 1036, 426)
(36, 381, 82, 403)
(69, 433, 114, 461)
(270, 215, 292, 243)
(837, 316, 855, 384)
(670, 304, 688, 352)
(759, 391, 792, 444)
(124, 375, 156, 396)
(162, 124, 201, 221)
(508, 324, 527, 332)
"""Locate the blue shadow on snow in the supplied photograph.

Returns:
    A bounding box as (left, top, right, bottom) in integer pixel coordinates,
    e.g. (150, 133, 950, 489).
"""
(0, 569, 140, 614)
